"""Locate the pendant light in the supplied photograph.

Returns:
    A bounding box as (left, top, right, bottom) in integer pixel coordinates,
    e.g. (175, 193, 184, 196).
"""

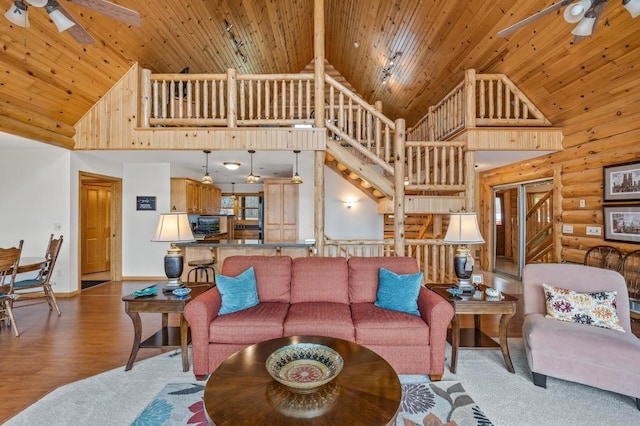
(246, 150, 259, 184)
(230, 182, 236, 199)
(291, 150, 303, 184)
(201, 150, 214, 185)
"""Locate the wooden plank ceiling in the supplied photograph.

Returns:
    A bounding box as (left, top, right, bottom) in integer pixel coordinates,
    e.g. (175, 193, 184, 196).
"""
(1, 0, 639, 149)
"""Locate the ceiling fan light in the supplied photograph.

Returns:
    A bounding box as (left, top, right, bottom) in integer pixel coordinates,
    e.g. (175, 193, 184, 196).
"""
(571, 13, 597, 36)
(46, 7, 75, 32)
(5, 1, 29, 28)
(563, 0, 592, 23)
(623, 0, 640, 18)
(25, 0, 47, 7)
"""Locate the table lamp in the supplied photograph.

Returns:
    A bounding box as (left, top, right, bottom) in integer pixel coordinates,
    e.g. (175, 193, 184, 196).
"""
(151, 212, 195, 290)
(444, 212, 485, 293)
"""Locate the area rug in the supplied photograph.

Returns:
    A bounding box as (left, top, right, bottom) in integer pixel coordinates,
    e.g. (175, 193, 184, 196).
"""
(132, 379, 493, 426)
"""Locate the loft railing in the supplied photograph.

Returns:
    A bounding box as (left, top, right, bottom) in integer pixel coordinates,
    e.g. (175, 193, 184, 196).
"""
(407, 69, 551, 142)
(405, 141, 466, 191)
(322, 238, 455, 283)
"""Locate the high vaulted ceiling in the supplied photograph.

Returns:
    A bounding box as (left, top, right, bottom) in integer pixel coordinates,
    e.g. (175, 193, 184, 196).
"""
(1, 0, 639, 149)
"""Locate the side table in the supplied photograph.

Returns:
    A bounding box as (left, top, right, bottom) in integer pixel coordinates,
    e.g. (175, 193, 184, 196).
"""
(428, 284, 517, 374)
(122, 282, 212, 371)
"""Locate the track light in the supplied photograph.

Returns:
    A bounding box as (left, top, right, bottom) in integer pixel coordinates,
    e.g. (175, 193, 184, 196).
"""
(623, 0, 640, 18)
(5, 1, 29, 28)
(45, 3, 75, 32)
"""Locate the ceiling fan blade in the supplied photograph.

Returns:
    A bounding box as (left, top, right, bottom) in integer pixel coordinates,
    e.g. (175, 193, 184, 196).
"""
(54, 1, 96, 44)
(498, 0, 577, 37)
(65, 0, 142, 26)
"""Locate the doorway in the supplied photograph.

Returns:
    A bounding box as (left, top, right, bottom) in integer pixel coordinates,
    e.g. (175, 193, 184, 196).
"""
(493, 179, 554, 279)
(79, 172, 122, 289)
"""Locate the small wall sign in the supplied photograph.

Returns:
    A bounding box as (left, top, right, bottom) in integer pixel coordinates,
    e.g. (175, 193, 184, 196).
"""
(136, 196, 156, 211)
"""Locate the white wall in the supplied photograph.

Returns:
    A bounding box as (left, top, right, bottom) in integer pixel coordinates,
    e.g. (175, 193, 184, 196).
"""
(324, 167, 384, 239)
(0, 135, 71, 291)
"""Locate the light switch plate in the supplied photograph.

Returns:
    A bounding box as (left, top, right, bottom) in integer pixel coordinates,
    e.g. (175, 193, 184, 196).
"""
(562, 225, 573, 234)
(586, 226, 602, 236)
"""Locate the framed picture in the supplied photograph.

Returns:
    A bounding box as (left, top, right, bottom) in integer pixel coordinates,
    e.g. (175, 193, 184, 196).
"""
(471, 274, 484, 285)
(603, 161, 640, 202)
(603, 205, 640, 244)
(136, 196, 156, 211)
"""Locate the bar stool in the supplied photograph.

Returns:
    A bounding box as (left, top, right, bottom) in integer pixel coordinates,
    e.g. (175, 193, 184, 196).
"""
(187, 258, 216, 283)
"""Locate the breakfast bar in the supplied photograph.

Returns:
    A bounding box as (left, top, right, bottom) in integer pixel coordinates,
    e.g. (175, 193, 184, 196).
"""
(177, 239, 315, 283)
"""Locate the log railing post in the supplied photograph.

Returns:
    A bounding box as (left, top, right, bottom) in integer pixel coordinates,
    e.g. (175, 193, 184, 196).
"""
(140, 68, 151, 128)
(227, 68, 237, 128)
(464, 69, 476, 129)
(314, 0, 325, 252)
(394, 118, 406, 256)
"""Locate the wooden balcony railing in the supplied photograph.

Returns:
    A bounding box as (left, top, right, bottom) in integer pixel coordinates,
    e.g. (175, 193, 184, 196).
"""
(405, 141, 466, 191)
(322, 238, 455, 283)
(407, 69, 551, 142)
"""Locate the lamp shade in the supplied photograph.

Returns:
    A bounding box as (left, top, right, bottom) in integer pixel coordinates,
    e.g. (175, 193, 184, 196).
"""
(5, 1, 29, 28)
(151, 212, 195, 243)
(624, 0, 640, 18)
(563, 0, 592, 23)
(571, 12, 597, 36)
(46, 7, 75, 32)
(444, 212, 485, 244)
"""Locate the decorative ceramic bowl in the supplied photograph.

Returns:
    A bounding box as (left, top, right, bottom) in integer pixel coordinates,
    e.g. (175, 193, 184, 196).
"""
(447, 287, 463, 297)
(172, 287, 192, 298)
(266, 343, 343, 392)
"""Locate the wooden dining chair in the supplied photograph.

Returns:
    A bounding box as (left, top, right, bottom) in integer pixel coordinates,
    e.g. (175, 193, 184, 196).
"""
(0, 240, 24, 336)
(583, 245, 623, 271)
(14, 234, 63, 316)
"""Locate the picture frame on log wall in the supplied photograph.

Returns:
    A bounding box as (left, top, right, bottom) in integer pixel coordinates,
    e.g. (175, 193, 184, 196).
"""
(603, 161, 640, 202)
(603, 205, 640, 244)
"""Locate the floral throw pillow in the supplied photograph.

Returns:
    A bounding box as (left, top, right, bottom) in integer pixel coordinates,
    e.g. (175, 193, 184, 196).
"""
(542, 284, 625, 332)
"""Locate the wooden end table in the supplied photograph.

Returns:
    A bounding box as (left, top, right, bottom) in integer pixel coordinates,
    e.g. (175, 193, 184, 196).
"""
(204, 336, 402, 425)
(122, 282, 212, 371)
(428, 284, 517, 374)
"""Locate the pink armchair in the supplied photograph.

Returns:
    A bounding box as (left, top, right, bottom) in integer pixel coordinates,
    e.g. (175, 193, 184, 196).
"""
(522, 263, 640, 410)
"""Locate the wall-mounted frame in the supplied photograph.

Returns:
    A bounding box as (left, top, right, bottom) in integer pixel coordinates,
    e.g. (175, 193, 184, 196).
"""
(136, 196, 156, 211)
(603, 161, 640, 202)
(603, 205, 640, 244)
(471, 273, 484, 285)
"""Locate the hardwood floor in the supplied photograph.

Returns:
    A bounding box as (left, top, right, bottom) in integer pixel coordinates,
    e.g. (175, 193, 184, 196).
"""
(1, 276, 638, 423)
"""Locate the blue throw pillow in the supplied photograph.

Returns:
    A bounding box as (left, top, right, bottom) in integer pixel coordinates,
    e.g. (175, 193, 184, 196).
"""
(216, 267, 260, 315)
(374, 267, 423, 316)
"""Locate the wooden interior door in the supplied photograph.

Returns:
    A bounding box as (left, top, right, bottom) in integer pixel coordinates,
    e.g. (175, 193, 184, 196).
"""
(81, 183, 111, 274)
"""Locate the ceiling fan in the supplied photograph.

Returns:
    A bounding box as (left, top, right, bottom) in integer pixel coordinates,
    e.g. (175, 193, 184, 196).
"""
(4, 0, 141, 44)
(498, 0, 640, 42)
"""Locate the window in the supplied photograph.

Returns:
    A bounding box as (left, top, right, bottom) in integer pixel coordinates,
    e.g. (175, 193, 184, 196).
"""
(221, 193, 261, 220)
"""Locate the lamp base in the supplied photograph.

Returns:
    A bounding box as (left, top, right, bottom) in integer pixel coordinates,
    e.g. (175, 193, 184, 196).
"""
(454, 245, 475, 293)
(163, 245, 184, 292)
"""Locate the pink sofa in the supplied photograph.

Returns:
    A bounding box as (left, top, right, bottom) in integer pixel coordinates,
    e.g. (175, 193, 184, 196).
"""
(184, 255, 454, 380)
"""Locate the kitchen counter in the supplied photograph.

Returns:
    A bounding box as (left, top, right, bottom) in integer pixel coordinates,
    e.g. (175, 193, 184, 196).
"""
(179, 239, 315, 248)
(177, 240, 316, 284)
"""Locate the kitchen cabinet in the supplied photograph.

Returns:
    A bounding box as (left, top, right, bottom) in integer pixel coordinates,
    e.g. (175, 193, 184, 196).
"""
(263, 178, 298, 242)
(171, 178, 221, 214)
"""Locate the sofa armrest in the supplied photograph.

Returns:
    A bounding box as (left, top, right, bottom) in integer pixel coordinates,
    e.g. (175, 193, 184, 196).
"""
(183, 287, 221, 377)
(417, 286, 455, 376)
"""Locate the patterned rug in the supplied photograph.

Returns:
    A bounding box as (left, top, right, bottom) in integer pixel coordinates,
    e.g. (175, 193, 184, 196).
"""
(132, 378, 492, 426)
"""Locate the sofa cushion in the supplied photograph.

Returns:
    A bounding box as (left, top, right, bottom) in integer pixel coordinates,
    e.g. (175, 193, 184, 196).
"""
(210, 302, 289, 344)
(284, 302, 355, 341)
(351, 303, 430, 345)
(374, 267, 422, 316)
(348, 257, 419, 303)
(542, 284, 625, 332)
(216, 267, 260, 315)
(221, 255, 292, 303)
(290, 257, 349, 304)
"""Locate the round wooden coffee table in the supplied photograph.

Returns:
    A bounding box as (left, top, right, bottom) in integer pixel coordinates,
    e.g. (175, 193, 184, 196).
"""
(204, 336, 401, 425)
